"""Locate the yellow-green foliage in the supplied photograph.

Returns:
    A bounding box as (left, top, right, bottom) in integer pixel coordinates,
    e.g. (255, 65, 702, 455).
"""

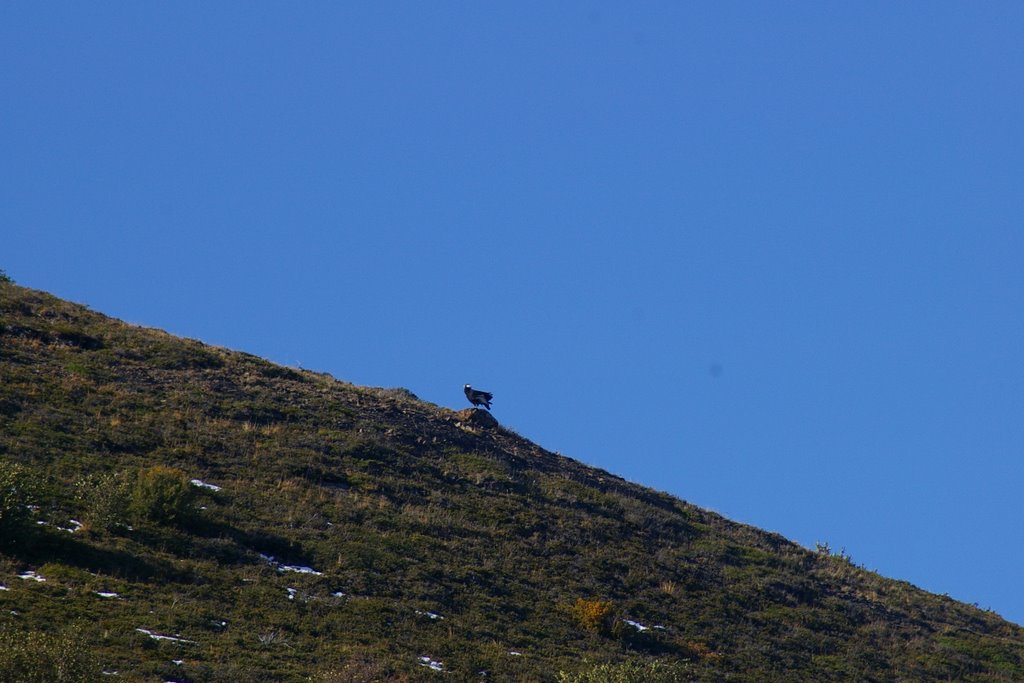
(572, 598, 616, 634)
(129, 465, 196, 525)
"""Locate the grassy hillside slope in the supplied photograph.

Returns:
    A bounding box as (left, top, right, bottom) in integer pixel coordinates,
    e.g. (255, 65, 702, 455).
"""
(1, 280, 1022, 682)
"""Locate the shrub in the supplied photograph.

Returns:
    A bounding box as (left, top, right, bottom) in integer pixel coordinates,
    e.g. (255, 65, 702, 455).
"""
(556, 659, 694, 683)
(571, 598, 616, 635)
(0, 269, 11, 284)
(676, 640, 719, 662)
(0, 624, 98, 682)
(129, 465, 196, 526)
(317, 655, 411, 683)
(75, 471, 132, 532)
(0, 461, 37, 545)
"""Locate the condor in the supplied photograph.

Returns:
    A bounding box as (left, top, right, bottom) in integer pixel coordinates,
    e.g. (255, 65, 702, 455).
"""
(463, 384, 493, 410)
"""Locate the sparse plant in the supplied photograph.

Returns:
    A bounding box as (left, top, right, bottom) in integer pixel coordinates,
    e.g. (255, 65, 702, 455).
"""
(556, 659, 693, 683)
(257, 629, 292, 648)
(816, 540, 853, 563)
(0, 269, 11, 284)
(318, 655, 409, 683)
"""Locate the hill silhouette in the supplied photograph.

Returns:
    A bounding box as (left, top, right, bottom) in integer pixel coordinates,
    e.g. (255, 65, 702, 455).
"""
(1, 280, 1022, 682)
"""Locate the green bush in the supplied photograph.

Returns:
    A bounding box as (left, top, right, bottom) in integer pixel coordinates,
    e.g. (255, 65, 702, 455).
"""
(0, 269, 11, 284)
(76, 471, 132, 532)
(0, 624, 98, 682)
(0, 460, 37, 545)
(129, 465, 196, 526)
(556, 659, 694, 683)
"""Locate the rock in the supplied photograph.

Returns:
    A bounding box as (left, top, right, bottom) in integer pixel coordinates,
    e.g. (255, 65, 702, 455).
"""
(455, 408, 499, 429)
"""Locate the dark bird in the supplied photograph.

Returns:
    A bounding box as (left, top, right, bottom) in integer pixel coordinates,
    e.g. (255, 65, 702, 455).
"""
(464, 384, 493, 410)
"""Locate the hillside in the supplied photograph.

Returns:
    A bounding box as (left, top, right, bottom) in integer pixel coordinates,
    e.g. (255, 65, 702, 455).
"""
(1, 279, 1022, 682)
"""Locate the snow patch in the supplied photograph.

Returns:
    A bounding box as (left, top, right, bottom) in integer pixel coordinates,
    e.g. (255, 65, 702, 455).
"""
(0, 584, 8, 591)
(416, 610, 444, 620)
(17, 571, 45, 582)
(95, 591, 120, 599)
(260, 553, 323, 576)
(331, 591, 346, 598)
(623, 619, 649, 632)
(509, 651, 523, 656)
(56, 519, 84, 533)
(286, 588, 298, 600)
(418, 656, 444, 671)
(189, 479, 221, 491)
(135, 628, 195, 644)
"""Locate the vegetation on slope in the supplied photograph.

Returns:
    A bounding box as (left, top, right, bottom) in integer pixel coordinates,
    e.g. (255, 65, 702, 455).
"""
(1, 279, 1022, 682)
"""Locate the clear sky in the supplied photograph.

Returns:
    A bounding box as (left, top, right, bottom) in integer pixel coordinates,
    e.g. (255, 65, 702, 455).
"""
(3, 3, 1022, 624)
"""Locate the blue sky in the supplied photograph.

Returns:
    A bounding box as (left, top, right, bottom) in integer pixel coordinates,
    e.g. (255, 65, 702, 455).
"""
(3, 3, 1023, 624)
